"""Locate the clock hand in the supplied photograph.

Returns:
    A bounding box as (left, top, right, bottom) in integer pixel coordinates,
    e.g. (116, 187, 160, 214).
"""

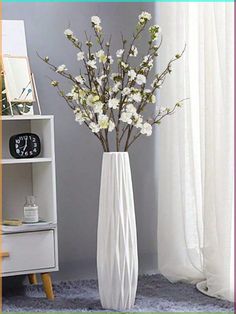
(23, 138, 28, 152)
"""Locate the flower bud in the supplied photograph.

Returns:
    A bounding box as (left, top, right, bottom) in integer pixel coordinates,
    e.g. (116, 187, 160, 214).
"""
(51, 80, 59, 87)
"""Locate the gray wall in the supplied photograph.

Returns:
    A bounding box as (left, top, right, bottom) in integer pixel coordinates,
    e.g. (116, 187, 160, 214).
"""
(3, 3, 158, 281)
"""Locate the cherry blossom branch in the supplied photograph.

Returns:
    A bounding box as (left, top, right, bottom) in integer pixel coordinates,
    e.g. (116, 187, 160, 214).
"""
(125, 99, 188, 151)
(39, 13, 186, 152)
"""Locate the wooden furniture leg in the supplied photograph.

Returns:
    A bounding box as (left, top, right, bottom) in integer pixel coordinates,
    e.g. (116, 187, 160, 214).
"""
(41, 273, 54, 300)
(28, 274, 38, 285)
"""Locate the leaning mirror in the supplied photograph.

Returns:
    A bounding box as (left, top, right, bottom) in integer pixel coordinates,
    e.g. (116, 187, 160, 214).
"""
(2, 55, 35, 115)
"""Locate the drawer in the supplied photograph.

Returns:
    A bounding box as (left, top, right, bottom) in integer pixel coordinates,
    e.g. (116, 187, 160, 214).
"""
(2, 230, 55, 274)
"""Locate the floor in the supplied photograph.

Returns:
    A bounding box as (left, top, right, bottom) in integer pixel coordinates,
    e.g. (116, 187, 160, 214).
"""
(3, 274, 234, 312)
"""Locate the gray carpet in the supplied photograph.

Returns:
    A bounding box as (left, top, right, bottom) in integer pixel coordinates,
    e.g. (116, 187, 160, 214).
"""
(3, 274, 234, 312)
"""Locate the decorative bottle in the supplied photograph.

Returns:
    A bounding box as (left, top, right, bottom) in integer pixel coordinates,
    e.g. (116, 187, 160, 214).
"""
(24, 196, 39, 223)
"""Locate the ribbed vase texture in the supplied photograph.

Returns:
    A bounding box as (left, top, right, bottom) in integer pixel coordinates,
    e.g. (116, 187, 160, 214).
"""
(97, 152, 138, 310)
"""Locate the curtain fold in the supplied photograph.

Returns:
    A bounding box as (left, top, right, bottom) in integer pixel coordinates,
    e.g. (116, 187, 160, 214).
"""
(157, 3, 234, 301)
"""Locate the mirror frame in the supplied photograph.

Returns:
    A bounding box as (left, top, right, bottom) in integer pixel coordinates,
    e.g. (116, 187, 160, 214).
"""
(3, 55, 35, 104)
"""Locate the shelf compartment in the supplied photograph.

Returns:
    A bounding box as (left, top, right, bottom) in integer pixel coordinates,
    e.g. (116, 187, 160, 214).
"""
(2, 158, 52, 165)
(3, 162, 57, 223)
(2, 117, 54, 159)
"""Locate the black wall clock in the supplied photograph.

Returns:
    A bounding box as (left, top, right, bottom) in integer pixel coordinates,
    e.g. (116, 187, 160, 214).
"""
(9, 133, 41, 159)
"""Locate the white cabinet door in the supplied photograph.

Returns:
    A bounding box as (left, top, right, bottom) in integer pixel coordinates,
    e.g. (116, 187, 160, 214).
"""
(2, 230, 55, 274)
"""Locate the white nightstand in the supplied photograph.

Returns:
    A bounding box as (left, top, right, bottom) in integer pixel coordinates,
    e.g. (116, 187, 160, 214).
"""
(2, 115, 59, 300)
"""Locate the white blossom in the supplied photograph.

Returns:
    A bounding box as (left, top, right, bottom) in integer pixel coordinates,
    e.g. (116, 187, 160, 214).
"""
(108, 120, 115, 132)
(133, 113, 143, 128)
(91, 16, 101, 25)
(89, 122, 100, 133)
(64, 29, 73, 37)
(72, 91, 79, 101)
(143, 55, 149, 63)
(154, 24, 161, 32)
(112, 82, 121, 93)
(126, 103, 136, 114)
(108, 98, 119, 109)
(87, 94, 95, 107)
(96, 50, 107, 63)
(98, 114, 109, 129)
(77, 52, 85, 61)
(131, 92, 142, 102)
(120, 111, 132, 124)
(74, 110, 85, 125)
(122, 87, 131, 96)
(110, 73, 121, 81)
(108, 56, 114, 64)
(116, 49, 124, 58)
(128, 69, 136, 81)
(148, 59, 154, 68)
(141, 122, 152, 136)
(66, 92, 73, 99)
(144, 89, 151, 94)
(56, 64, 67, 73)
(130, 45, 138, 57)
(151, 78, 158, 88)
(96, 74, 107, 86)
(75, 75, 85, 84)
(136, 74, 146, 85)
(93, 101, 104, 114)
(87, 59, 97, 69)
(79, 89, 87, 101)
(94, 24, 102, 32)
(152, 81, 162, 89)
(151, 95, 156, 103)
(139, 11, 152, 24)
(121, 61, 128, 69)
(120, 111, 133, 124)
(142, 55, 153, 69)
(149, 25, 161, 41)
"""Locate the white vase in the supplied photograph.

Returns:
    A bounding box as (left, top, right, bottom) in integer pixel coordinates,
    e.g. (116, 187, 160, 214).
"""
(97, 152, 138, 311)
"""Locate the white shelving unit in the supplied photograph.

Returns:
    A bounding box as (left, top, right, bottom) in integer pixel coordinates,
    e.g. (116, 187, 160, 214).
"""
(1, 115, 58, 278)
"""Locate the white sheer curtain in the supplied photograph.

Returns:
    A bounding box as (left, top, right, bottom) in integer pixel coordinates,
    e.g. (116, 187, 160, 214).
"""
(157, 3, 234, 302)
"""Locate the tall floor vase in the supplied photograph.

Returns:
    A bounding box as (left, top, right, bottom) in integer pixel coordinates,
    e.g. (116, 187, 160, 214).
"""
(97, 152, 138, 311)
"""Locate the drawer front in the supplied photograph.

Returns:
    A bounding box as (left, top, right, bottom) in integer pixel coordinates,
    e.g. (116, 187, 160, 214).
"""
(2, 230, 55, 274)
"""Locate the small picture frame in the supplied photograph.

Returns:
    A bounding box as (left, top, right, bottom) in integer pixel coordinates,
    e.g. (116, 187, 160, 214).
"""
(2, 55, 41, 115)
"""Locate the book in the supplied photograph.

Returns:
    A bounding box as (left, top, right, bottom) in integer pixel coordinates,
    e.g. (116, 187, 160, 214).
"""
(3, 219, 22, 226)
(1, 220, 56, 234)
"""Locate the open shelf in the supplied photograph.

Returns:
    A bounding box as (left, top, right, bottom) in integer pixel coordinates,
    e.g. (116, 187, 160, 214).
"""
(2, 157, 52, 165)
(2, 116, 57, 224)
(2, 116, 54, 159)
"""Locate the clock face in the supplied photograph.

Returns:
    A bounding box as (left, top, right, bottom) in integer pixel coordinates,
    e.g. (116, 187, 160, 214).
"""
(9, 133, 41, 159)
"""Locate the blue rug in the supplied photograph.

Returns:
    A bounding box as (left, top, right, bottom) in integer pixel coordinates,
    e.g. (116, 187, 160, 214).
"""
(3, 274, 233, 312)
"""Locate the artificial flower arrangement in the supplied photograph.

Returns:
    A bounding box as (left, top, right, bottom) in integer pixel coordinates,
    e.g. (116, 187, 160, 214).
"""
(40, 12, 185, 152)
